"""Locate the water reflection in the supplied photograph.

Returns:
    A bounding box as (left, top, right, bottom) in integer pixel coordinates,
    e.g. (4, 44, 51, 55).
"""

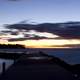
(0, 59, 14, 74)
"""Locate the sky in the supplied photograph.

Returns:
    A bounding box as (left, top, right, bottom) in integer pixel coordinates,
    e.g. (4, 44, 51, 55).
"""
(0, 24, 80, 48)
(0, 0, 80, 48)
(0, 0, 80, 25)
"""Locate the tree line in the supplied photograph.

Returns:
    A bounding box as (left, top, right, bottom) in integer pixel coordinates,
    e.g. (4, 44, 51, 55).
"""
(0, 44, 25, 49)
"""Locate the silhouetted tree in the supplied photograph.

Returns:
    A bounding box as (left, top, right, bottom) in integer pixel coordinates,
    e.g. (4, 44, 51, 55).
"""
(0, 44, 25, 49)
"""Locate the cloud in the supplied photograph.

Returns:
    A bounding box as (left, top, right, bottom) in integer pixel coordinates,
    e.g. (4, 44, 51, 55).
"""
(6, 22, 80, 39)
(8, 38, 27, 41)
(1, 21, 80, 48)
(0, 28, 60, 41)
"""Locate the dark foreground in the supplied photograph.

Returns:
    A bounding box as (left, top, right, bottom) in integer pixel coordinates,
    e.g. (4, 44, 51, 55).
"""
(0, 64, 74, 80)
(0, 53, 76, 80)
(0, 51, 80, 80)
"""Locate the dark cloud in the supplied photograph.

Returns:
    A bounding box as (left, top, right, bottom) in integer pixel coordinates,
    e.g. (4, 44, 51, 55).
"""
(1, 31, 12, 34)
(10, 32, 18, 35)
(8, 38, 27, 41)
(6, 21, 80, 39)
(8, 36, 48, 42)
(6, 24, 34, 30)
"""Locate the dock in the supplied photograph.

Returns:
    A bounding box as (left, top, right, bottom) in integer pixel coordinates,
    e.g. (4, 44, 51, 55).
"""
(0, 52, 76, 80)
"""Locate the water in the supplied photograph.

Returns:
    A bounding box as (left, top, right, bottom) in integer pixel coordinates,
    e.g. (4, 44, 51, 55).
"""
(28, 48, 80, 65)
(45, 49, 80, 65)
(0, 59, 14, 74)
(24, 48, 80, 65)
(0, 49, 26, 74)
(0, 49, 27, 54)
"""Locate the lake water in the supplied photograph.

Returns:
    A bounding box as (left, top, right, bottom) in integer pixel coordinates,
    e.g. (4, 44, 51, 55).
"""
(44, 49, 80, 65)
(0, 59, 14, 74)
(27, 48, 80, 65)
(0, 49, 24, 74)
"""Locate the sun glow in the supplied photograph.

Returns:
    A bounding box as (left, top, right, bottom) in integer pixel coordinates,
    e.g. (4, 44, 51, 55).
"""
(2, 39, 79, 48)
(0, 30, 80, 48)
(23, 39, 80, 48)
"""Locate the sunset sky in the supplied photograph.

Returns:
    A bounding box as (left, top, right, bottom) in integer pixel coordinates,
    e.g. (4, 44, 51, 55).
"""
(0, 0, 80, 48)
(0, 27, 80, 48)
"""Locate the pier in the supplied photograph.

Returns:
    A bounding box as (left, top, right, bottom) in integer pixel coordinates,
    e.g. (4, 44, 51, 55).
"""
(0, 52, 75, 80)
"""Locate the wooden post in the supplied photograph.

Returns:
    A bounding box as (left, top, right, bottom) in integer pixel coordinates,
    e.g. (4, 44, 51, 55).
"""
(2, 62, 6, 75)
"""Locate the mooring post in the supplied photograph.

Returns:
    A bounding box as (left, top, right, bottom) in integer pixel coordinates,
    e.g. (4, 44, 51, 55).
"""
(2, 62, 6, 75)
